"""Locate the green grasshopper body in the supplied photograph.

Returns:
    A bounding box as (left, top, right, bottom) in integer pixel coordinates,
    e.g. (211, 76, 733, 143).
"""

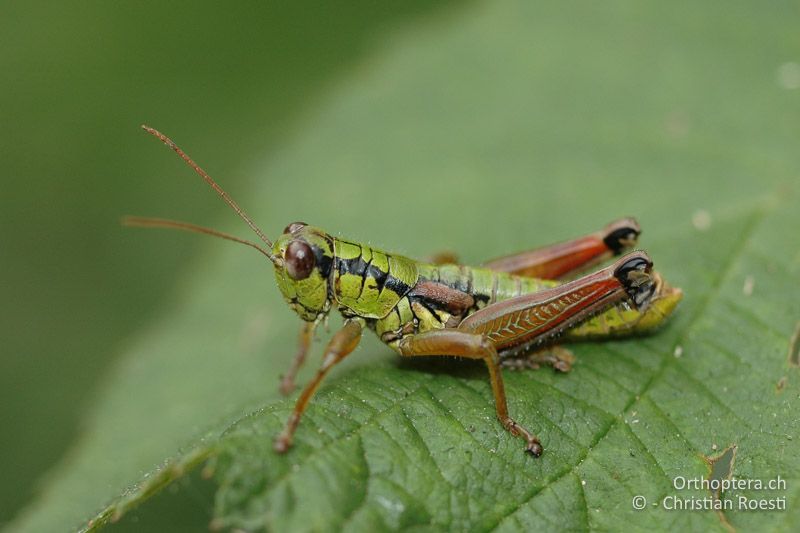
(131, 126, 682, 457)
(274, 227, 680, 355)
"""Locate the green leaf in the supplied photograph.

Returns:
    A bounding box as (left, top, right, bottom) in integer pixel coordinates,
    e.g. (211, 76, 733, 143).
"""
(207, 204, 800, 532)
(7, 1, 799, 532)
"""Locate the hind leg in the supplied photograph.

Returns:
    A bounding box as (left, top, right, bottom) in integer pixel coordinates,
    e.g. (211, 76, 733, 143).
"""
(482, 218, 641, 279)
(426, 218, 640, 279)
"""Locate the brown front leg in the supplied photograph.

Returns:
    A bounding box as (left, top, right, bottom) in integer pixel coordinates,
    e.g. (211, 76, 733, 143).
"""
(274, 319, 363, 453)
(279, 321, 316, 396)
(398, 329, 543, 457)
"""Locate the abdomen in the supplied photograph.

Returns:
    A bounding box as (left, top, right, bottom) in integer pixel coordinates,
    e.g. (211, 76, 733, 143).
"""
(372, 263, 555, 350)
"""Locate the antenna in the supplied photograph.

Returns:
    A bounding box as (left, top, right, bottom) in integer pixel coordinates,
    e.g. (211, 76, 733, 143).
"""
(140, 125, 280, 265)
(123, 216, 277, 262)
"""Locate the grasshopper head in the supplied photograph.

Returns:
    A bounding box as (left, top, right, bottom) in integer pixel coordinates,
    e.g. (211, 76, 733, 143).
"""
(272, 222, 335, 322)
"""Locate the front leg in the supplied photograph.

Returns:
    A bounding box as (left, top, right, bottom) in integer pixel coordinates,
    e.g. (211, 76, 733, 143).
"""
(274, 319, 363, 453)
(398, 330, 543, 456)
(279, 321, 316, 396)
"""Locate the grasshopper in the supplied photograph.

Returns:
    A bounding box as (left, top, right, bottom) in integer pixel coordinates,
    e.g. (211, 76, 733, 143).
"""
(128, 126, 682, 457)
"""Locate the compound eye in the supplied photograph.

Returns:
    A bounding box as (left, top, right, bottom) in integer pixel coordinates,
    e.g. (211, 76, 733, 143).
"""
(285, 240, 315, 280)
(283, 221, 308, 234)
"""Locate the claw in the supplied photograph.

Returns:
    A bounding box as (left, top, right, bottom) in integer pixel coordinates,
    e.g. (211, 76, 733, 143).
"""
(504, 418, 543, 457)
(526, 439, 543, 457)
(273, 434, 292, 453)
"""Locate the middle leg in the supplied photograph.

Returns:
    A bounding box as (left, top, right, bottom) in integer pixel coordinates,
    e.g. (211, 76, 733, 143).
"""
(501, 345, 576, 373)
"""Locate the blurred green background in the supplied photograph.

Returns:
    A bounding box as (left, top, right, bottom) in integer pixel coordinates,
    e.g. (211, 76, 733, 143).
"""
(2, 0, 799, 530)
(0, 0, 458, 524)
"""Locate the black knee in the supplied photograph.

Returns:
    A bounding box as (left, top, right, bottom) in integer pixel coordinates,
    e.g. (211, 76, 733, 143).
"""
(613, 251, 655, 309)
(603, 218, 641, 254)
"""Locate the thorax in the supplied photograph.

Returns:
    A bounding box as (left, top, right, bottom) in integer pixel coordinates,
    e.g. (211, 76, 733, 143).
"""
(331, 237, 419, 319)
